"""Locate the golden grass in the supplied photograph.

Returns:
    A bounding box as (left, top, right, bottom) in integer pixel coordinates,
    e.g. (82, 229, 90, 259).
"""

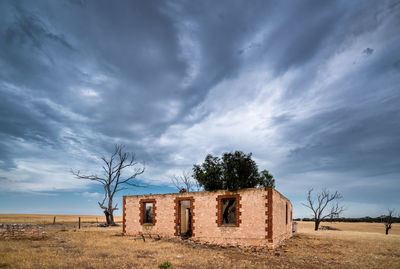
(0, 214, 122, 225)
(291, 222, 400, 268)
(298, 221, 400, 235)
(0, 216, 399, 268)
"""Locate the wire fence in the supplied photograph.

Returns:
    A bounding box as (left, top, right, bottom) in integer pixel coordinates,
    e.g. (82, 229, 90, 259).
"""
(0, 214, 123, 226)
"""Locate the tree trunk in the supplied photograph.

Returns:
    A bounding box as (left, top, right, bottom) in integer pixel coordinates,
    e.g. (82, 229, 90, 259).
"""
(386, 227, 390, 235)
(104, 210, 115, 226)
(109, 213, 116, 226)
(314, 220, 320, 231)
(223, 199, 235, 224)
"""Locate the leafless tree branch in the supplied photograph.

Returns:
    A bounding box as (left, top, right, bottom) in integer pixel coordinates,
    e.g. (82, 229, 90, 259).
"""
(302, 188, 345, 231)
(382, 209, 395, 235)
(170, 171, 200, 192)
(72, 144, 145, 226)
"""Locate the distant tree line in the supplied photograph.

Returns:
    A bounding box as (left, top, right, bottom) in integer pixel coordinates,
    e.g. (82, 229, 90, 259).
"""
(294, 216, 400, 223)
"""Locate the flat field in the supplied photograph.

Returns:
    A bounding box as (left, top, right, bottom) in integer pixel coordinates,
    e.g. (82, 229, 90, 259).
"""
(0, 215, 399, 268)
(0, 214, 122, 225)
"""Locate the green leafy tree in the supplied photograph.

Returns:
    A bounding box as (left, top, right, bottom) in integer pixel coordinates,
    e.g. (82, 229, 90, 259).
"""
(222, 151, 260, 190)
(193, 154, 224, 191)
(193, 151, 266, 191)
(259, 169, 275, 188)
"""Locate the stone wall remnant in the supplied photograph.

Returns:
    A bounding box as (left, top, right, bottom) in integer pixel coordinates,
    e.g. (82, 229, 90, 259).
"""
(0, 224, 46, 240)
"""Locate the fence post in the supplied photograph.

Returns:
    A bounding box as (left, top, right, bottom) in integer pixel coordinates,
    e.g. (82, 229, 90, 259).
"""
(79, 217, 81, 229)
(53, 216, 56, 225)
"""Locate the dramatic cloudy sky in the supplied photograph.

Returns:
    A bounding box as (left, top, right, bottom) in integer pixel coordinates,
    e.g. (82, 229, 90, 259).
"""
(0, 0, 399, 217)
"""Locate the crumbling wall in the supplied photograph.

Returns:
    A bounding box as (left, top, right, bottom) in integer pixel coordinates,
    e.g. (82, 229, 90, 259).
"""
(125, 194, 175, 238)
(271, 189, 293, 248)
(192, 188, 268, 247)
(0, 224, 46, 240)
(124, 187, 293, 248)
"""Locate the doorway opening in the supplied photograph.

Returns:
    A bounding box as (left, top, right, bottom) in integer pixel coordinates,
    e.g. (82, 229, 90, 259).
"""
(178, 199, 192, 239)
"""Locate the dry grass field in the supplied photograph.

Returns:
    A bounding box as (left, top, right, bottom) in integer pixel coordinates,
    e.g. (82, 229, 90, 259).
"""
(0, 214, 122, 226)
(0, 215, 399, 268)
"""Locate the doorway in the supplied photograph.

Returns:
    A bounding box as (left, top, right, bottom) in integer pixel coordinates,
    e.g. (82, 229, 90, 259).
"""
(177, 199, 192, 238)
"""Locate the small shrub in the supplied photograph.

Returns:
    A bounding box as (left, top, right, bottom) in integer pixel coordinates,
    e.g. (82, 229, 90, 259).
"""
(158, 261, 171, 268)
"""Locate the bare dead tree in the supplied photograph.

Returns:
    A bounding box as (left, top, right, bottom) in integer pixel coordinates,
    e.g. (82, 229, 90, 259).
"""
(170, 171, 200, 192)
(72, 144, 145, 226)
(302, 189, 345, 231)
(382, 209, 395, 235)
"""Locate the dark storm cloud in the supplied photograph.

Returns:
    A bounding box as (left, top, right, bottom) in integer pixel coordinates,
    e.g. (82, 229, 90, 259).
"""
(278, 18, 400, 179)
(0, 0, 399, 215)
(0, 0, 191, 160)
(0, 0, 280, 159)
(286, 102, 400, 175)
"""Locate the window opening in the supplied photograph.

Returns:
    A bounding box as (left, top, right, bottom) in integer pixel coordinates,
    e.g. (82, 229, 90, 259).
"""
(143, 202, 153, 224)
(222, 198, 236, 225)
(286, 203, 288, 225)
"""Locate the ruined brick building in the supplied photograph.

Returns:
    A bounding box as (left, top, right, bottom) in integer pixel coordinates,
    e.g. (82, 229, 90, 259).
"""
(123, 187, 292, 248)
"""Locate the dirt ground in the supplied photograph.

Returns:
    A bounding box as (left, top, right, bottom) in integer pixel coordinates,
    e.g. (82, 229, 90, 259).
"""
(0, 215, 399, 268)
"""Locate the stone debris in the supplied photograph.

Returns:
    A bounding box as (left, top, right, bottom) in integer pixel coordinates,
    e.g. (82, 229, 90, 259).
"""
(320, 226, 340, 231)
(0, 224, 46, 240)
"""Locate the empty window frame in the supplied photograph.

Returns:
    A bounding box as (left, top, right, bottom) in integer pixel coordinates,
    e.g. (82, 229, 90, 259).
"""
(222, 198, 236, 224)
(286, 203, 288, 225)
(140, 199, 156, 225)
(217, 194, 241, 227)
(144, 202, 153, 223)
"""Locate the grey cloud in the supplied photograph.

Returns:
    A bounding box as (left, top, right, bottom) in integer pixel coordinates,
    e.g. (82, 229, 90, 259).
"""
(5, 5, 74, 51)
(285, 104, 400, 175)
(340, 177, 400, 205)
(0, 138, 18, 170)
(0, 0, 399, 213)
(263, 1, 343, 73)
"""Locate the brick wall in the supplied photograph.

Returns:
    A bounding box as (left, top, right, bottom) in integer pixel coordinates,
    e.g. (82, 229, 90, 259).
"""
(124, 187, 292, 248)
(194, 188, 267, 247)
(0, 224, 45, 240)
(271, 189, 293, 248)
